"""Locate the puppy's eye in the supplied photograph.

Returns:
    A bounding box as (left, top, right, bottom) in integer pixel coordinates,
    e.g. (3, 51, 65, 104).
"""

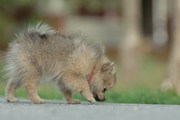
(103, 88, 107, 93)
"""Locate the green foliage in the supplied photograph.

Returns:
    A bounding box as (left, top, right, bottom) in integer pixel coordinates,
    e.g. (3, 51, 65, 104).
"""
(0, 0, 42, 47)
(105, 89, 180, 105)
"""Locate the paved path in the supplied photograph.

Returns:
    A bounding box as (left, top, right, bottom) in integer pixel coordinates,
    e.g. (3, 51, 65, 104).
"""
(0, 97, 180, 120)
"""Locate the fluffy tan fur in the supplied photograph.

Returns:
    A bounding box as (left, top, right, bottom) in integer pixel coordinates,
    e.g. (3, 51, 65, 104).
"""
(5, 23, 116, 104)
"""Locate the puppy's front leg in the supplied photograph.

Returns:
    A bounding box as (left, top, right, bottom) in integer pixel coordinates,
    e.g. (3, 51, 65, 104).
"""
(76, 80, 96, 103)
(59, 87, 80, 104)
(81, 87, 96, 104)
(62, 74, 96, 104)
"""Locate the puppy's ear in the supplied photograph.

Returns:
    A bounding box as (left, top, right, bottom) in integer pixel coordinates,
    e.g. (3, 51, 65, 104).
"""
(101, 62, 114, 72)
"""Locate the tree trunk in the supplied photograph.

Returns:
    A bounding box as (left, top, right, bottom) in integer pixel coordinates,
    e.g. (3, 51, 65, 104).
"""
(161, 0, 180, 94)
(120, 0, 142, 80)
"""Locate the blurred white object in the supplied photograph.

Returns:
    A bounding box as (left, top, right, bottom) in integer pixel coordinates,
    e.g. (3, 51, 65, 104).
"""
(152, 0, 168, 47)
(36, 0, 67, 16)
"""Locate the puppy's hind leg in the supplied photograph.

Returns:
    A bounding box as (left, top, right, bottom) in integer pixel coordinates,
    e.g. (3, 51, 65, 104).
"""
(6, 79, 21, 103)
(23, 72, 45, 104)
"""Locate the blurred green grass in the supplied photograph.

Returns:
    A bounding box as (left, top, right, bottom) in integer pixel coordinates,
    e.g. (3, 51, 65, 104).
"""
(1, 55, 180, 104)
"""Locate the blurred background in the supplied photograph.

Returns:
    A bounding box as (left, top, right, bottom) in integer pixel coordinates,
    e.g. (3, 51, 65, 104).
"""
(1, 0, 180, 104)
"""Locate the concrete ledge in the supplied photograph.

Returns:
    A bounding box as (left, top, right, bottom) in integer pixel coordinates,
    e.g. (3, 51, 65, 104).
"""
(0, 97, 180, 120)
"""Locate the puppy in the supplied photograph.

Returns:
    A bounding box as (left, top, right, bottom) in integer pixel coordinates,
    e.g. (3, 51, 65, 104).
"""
(5, 23, 116, 104)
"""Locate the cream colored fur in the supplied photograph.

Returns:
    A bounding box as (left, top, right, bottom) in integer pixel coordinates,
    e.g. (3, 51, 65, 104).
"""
(5, 22, 116, 104)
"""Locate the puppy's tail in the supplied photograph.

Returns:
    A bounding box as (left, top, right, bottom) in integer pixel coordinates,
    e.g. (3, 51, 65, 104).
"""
(15, 22, 55, 43)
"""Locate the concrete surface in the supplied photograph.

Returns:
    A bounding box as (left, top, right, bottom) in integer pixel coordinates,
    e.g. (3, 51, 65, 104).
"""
(0, 97, 180, 120)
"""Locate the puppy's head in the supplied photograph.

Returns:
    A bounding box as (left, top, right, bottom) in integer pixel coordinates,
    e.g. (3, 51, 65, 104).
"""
(91, 62, 116, 102)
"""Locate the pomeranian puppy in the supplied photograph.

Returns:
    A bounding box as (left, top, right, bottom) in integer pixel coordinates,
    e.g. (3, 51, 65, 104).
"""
(5, 23, 116, 104)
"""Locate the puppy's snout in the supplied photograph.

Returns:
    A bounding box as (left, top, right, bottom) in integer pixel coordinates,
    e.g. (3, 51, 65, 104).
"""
(101, 98, 105, 101)
(95, 95, 105, 101)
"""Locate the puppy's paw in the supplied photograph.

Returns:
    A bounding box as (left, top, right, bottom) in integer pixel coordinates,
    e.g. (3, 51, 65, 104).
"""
(32, 98, 45, 104)
(6, 96, 17, 103)
(67, 99, 81, 104)
(88, 97, 96, 104)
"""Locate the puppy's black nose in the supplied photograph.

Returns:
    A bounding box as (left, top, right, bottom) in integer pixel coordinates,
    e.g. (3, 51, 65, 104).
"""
(94, 95, 99, 101)
(95, 95, 105, 102)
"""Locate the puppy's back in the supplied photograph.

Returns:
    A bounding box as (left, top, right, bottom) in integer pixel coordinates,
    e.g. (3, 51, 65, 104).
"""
(5, 22, 104, 80)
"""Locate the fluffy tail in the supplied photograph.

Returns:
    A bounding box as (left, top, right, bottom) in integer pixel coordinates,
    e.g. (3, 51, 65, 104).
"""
(15, 22, 55, 42)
